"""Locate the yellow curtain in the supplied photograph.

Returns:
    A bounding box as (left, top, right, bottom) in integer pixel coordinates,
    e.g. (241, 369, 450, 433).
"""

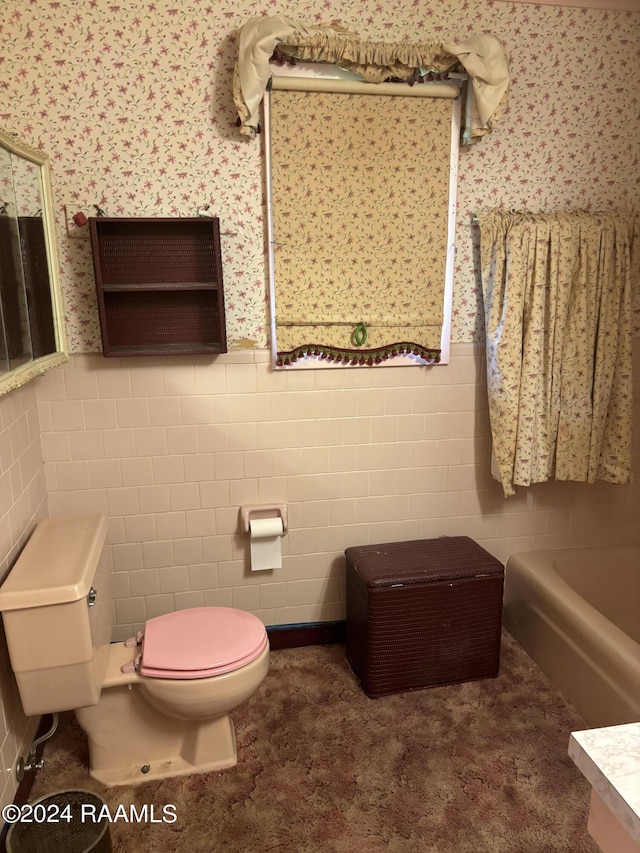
(479, 211, 634, 497)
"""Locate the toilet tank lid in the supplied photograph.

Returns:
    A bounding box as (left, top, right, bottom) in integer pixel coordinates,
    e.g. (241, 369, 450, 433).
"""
(0, 515, 109, 611)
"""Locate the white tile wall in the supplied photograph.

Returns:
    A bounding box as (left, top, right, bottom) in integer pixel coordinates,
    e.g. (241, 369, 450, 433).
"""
(0, 384, 47, 811)
(36, 343, 640, 643)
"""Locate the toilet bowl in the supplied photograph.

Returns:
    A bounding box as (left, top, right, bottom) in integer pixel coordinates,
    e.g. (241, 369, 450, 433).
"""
(0, 515, 270, 786)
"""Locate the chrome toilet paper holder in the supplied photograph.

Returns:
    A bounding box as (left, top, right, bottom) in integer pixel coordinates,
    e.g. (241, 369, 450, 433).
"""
(240, 504, 288, 535)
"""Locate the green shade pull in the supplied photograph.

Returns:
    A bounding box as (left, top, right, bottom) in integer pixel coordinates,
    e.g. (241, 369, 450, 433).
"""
(352, 323, 367, 347)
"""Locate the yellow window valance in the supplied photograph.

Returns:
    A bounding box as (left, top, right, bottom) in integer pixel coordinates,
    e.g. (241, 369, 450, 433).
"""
(233, 15, 510, 144)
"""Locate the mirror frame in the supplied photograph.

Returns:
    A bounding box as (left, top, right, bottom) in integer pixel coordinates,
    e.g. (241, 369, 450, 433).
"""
(0, 127, 68, 397)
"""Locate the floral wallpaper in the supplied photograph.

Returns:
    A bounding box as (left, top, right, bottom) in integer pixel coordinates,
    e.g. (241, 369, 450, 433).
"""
(0, 0, 639, 351)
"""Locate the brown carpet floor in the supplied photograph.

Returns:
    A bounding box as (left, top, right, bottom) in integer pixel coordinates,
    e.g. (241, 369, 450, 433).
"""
(28, 632, 597, 852)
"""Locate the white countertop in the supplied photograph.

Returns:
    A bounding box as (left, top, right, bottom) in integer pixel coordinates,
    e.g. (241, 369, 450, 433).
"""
(569, 722, 640, 844)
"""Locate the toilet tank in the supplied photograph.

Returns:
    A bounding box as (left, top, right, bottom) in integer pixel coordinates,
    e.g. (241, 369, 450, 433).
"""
(0, 514, 113, 716)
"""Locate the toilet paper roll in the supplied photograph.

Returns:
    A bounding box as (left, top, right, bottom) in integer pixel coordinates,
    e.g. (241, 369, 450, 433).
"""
(249, 517, 283, 571)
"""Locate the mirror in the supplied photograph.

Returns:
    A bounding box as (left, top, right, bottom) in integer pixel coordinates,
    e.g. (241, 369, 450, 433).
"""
(0, 128, 67, 396)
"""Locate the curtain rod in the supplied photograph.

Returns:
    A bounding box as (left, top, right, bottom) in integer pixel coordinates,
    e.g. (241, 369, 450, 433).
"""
(269, 75, 461, 100)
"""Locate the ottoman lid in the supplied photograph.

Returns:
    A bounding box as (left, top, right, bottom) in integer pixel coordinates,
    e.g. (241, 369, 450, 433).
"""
(345, 536, 504, 586)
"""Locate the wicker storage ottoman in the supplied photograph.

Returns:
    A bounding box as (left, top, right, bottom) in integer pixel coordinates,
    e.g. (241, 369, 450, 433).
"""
(345, 537, 504, 698)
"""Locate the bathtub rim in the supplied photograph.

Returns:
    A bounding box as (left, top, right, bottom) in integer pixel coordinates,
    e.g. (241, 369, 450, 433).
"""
(504, 542, 640, 728)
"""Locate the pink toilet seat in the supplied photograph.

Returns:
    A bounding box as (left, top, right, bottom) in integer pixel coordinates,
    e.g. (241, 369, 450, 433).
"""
(136, 607, 268, 679)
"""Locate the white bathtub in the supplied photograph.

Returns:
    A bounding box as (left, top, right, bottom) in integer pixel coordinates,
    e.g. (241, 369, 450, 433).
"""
(503, 543, 640, 728)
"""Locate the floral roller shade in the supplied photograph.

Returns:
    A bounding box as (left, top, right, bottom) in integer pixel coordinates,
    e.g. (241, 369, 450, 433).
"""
(269, 89, 453, 366)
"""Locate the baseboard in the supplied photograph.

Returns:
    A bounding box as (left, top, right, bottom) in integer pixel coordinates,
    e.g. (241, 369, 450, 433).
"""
(266, 620, 346, 650)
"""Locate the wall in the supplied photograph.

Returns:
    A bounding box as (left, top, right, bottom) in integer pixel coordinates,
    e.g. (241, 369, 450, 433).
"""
(2, 0, 640, 347)
(36, 344, 640, 642)
(0, 0, 639, 806)
(0, 386, 47, 809)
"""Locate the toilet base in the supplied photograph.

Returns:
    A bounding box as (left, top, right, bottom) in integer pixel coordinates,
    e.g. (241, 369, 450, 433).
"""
(76, 685, 239, 787)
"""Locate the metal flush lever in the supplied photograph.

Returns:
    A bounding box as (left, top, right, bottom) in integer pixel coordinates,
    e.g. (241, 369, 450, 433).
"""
(87, 586, 97, 606)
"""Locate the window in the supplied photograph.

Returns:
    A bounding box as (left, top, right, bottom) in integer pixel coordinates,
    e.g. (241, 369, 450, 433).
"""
(264, 69, 461, 368)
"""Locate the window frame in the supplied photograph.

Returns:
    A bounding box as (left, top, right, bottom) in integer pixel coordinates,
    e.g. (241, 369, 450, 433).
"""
(263, 63, 462, 369)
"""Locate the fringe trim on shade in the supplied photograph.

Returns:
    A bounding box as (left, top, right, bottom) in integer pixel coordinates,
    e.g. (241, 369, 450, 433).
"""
(275, 342, 441, 366)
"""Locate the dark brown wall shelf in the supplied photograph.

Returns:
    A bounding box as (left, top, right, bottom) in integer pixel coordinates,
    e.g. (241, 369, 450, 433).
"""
(89, 217, 227, 357)
(102, 282, 219, 292)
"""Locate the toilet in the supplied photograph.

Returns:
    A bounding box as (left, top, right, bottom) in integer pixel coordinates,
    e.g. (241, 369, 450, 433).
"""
(0, 514, 269, 786)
